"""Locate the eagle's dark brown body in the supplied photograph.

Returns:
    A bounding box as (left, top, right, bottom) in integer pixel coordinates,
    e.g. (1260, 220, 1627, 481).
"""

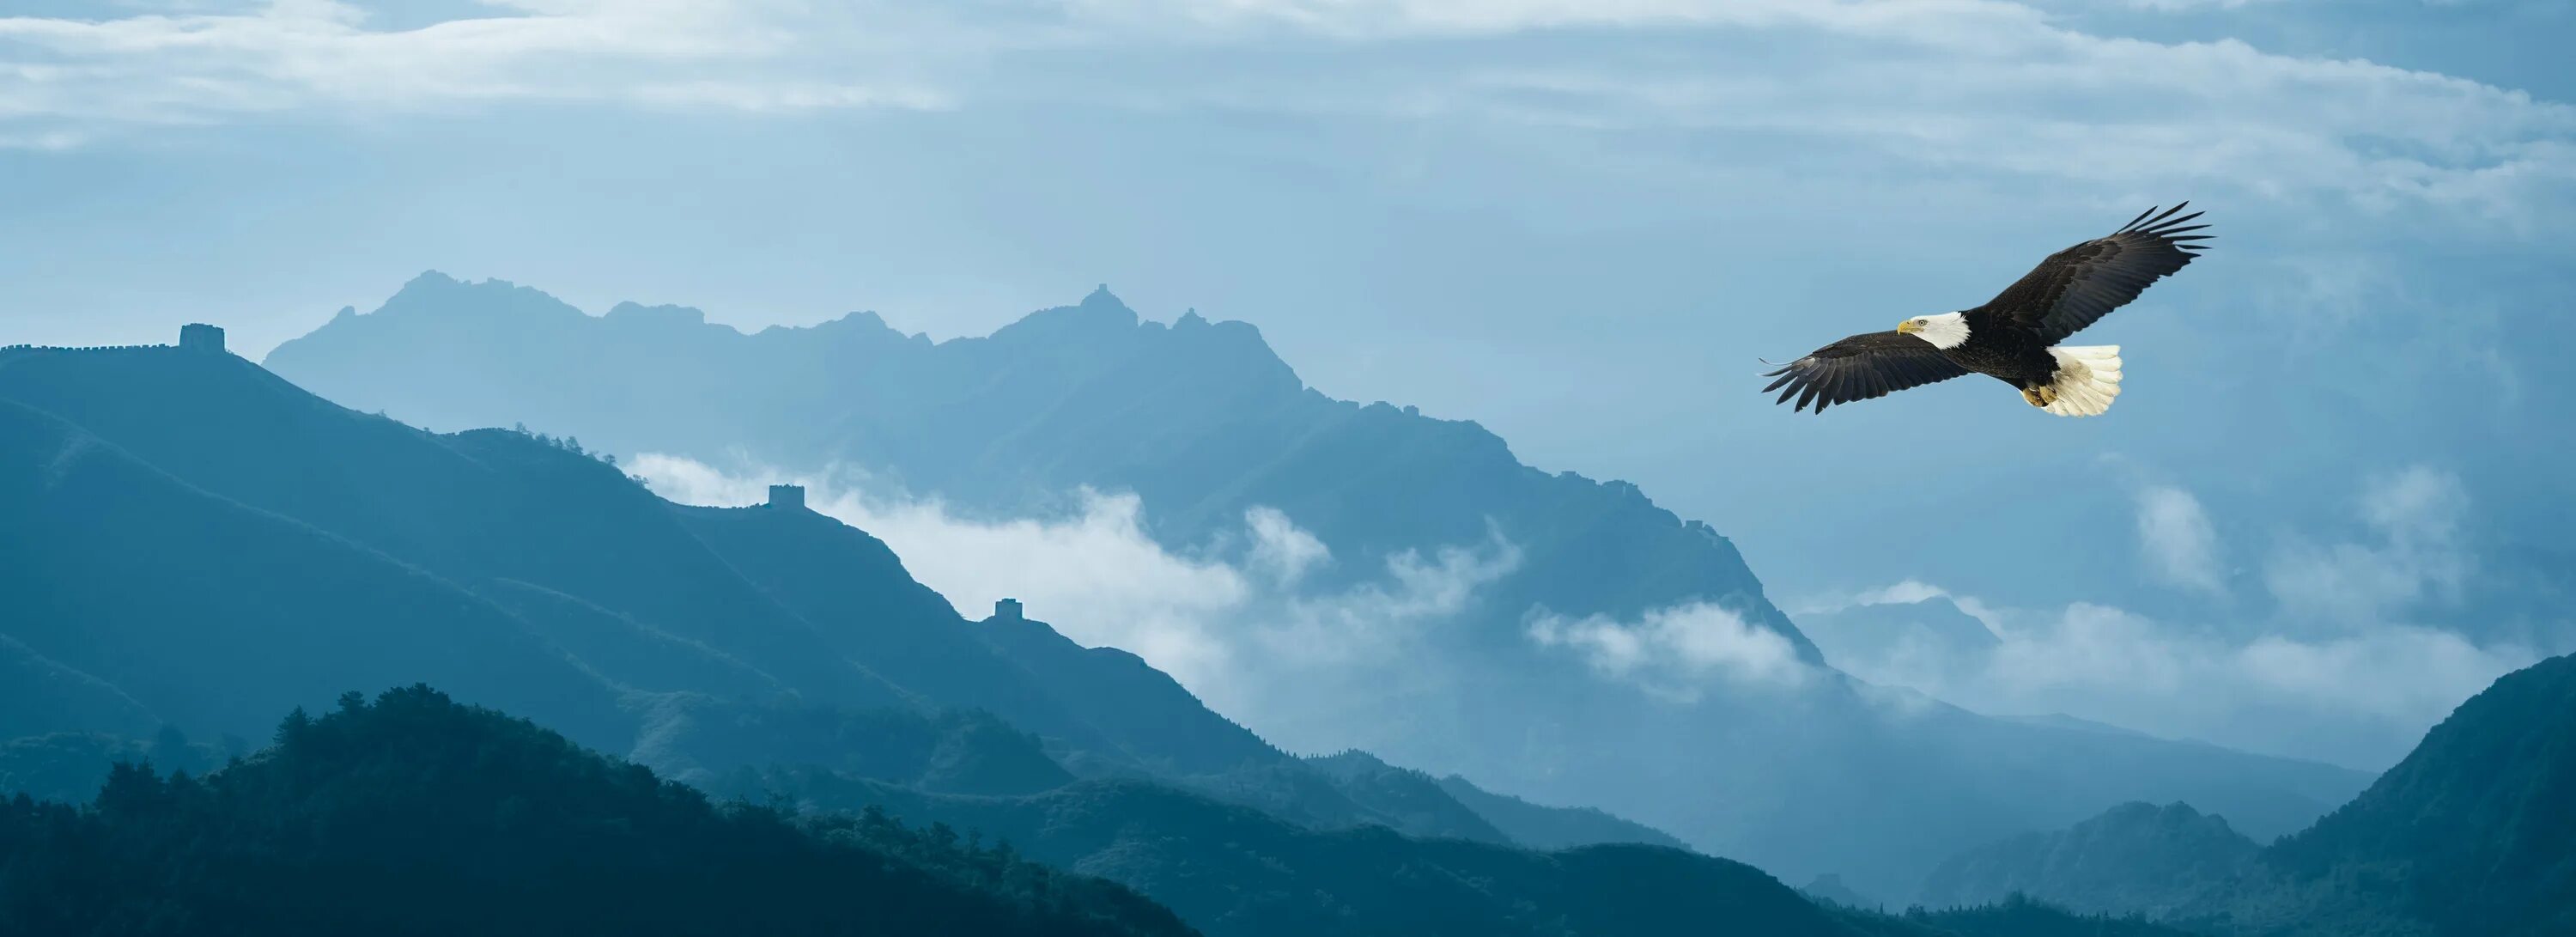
(1939, 321, 2057, 392)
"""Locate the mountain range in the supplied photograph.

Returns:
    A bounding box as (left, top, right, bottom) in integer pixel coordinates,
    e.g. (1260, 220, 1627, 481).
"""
(0, 337, 1652, 849)
(0, 335, 1807, 934)
(3, 684, 2213, 937)
(4, 307, 2569, 934)
(253, 273, 2371, 897)
(2213, 648, 2576, 936)
(1907, 650, 2576, 936)
(1916, 801, 2259, 916)
(0, 332, 2217, 934)
(0, 685, 1198, 937)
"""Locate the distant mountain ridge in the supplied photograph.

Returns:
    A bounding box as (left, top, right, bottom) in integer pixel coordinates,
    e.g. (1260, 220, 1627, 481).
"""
(1906, 653, 2576, 936)
(1917, 801, 2259, 916)
(0, 341, 1263, 774)
(1797, 597, 2001, 678)
(0, 338, 1676, 861)
(267, 272, 1821, 659)
(1426, 766, 1693, 852)
(2217, 651, 2576, 936)
(252, 274, 2374, 898)
(731, 767, 1856, 937)
(0, 319, 2173, 937)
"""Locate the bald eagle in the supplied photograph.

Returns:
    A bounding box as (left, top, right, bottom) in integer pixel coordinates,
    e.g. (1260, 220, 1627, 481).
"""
(1761, 204, 2210, 417)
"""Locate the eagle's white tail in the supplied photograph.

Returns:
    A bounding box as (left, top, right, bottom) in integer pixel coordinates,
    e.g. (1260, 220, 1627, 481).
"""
(2041, 345, 2123, 417)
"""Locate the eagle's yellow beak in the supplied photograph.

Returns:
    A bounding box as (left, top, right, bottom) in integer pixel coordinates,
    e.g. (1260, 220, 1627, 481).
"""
(1896, 319, 1921, 335)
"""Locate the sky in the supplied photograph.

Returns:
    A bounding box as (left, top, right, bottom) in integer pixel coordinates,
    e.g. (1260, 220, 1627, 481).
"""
(6, 0, 2573, 769)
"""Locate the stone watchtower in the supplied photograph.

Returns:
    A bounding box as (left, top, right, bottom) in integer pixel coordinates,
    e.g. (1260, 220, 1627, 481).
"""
(179, 323, 226, 354)
(993, 598, 1024, 622)
(766, 484, 806, 510)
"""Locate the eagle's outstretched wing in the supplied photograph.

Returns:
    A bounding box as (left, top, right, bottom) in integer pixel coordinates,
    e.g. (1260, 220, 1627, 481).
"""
(1761, 331, 1971, 413)
(1978, 204, 2211, 343)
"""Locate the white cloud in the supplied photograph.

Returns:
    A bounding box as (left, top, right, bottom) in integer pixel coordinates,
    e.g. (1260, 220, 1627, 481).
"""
(634, 451, 1246, 683)
(1060, 0, 2057, 40)
(1060, 1, 2576, 219)
(623, 453, 2524, 770)
(1984, 602, 2194, 698)
(1808, 465, 2530, 769)
(2136, 484, 2226, 594)
(627, 452, 1518, 751)
(1258, 529, 1522, 666)
(0, 0, 952, 136)
(0, 130, 84, 150)
(2233, 626, 2519, 724)
(2363, 464, 2469, 544)
(2113, 0, 2282, 9)
(5, 1, 2572, 222)
(1814, 588, 2536, 768)
(1792, 578, 2004, 629)
(1527, 601, 1814, 701)
(2264, 465, 2470, 624)
(1244, 504, 1329, 586)
(1856, 580, 1953, 606)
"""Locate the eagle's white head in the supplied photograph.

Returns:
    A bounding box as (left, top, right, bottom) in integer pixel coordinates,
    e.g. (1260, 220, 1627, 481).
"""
(1897, 312, 1971, 350)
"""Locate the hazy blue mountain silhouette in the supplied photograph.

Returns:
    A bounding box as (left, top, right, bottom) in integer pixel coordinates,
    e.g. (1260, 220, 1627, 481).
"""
(1300, 750, 1517, 845)
(728, 760, 2197, 937)
(1897, 654, 2576, 936)
(2207, 651, 2576, 936)
(0, 341, 1654, 853)
(0, 344, 1227, 769)
(1427, 770, 1692, 851)
(1798, 597, 2002, 673)
(1801, 873, 1883, 910)
(1917, 801, 2259, 916)
(1, 634, 160, 741)
(624, 695, 1076, 798)
(0, 384, 637, 745)
(257, 275, 2370, 897)
(0, 726, 230, 805)
(270, 276, 1810, 659)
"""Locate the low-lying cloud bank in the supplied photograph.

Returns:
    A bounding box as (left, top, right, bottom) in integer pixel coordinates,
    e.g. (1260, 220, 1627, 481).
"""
(637, 452, 2542, 771)
(1797, 465, 2547, 770)
(1526, 602, 1812, 701)
(630, 452, 1522, 753)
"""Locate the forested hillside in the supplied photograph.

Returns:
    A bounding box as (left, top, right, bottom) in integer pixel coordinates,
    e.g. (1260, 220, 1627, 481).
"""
(0, 685, 1193, 937)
